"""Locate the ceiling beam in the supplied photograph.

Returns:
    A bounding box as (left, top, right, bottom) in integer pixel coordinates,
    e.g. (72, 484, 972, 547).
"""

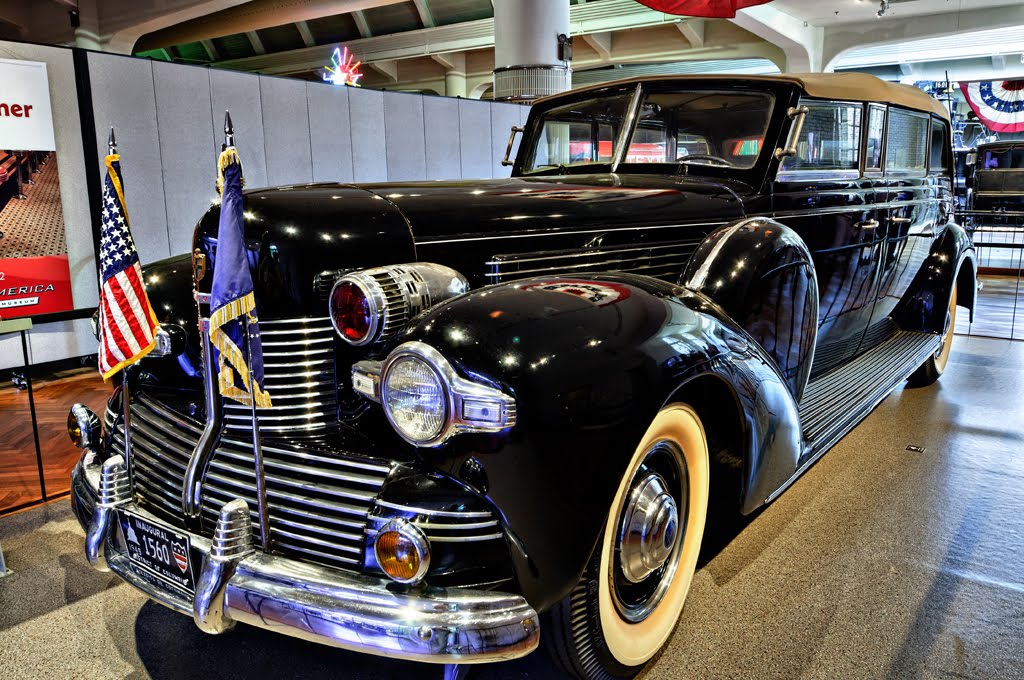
(200, 39, 220, 60)
(823, 3, 1024, 71)
(581, 32, 612, 62)
(676, 19, 703, 49)
(370, 59, 398, 82)
(431, 51, 465, 72)
(730, 4, 823, 72)
(352, 10, 372, 39)
(295, 20, 316, 48)
(214, 0, 691, 75)
(246, 30, 266, 55)
(134, 0, 406, 52)
(412, 0, 434, 28)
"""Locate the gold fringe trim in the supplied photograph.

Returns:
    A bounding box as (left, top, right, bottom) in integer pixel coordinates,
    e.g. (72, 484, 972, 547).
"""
(209, 292, 273, 408)
(216, 146, 246, 196)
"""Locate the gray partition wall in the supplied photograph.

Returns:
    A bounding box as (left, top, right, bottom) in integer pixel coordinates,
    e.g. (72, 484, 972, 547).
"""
(86, 52, 527, 266)
(1, 45, 525, 370)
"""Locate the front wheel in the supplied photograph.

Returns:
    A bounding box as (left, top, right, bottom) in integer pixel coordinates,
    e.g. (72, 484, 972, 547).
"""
(544, 404, 709, 679)
(908, 287, 958, 387)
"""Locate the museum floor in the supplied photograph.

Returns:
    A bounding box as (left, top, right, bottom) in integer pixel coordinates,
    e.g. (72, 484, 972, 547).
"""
(0, 334, 1022, 679)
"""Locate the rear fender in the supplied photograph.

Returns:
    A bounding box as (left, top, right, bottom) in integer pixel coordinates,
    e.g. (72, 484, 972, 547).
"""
(399, 274, 800, 611)
(892, 221, 976, 331)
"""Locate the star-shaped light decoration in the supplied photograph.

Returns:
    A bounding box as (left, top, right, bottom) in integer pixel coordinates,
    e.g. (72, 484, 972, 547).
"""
(323, 46, 364, 87)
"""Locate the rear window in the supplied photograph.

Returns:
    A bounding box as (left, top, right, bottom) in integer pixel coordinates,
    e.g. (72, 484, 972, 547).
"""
(885, 109, 928, 173)
(929, 119, 949, 172)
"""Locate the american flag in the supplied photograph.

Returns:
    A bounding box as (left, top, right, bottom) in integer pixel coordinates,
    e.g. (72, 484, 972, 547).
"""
(97, 154, 159, 380)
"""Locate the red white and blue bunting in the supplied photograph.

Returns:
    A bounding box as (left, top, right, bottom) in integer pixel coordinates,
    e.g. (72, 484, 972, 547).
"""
(960, 80, 1024, 133)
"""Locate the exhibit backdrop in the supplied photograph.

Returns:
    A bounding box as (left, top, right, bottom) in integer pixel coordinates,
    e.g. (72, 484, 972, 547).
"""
(0, 57, 74, 319)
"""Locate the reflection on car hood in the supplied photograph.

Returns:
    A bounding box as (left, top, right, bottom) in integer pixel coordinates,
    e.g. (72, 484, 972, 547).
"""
(358, 174, 748, 243)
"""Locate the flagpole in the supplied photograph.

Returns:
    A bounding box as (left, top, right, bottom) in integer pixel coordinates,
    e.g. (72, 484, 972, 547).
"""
(224, 110, 271, 551)
(245, 320, 271, 551)
(110, 126, 134, 489)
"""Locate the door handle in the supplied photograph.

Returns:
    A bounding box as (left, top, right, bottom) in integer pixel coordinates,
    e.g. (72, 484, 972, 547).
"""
(890, 216, 912, 224)
(856, 219, 880, 229)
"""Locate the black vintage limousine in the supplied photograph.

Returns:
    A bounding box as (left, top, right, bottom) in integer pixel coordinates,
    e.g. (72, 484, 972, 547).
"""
(69, 73, 975, 679)
(966, 139, 1024, 226)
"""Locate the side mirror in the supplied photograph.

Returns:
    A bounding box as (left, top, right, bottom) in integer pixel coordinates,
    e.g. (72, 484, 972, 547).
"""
(501, 126, 524, 167)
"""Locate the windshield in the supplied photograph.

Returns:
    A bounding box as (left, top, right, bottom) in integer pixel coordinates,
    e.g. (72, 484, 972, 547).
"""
(523, 87, 776, 174)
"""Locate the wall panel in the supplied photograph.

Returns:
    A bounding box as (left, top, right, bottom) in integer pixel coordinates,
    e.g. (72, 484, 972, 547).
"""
(348, 87, 387, 182)
(260, 75, 313, 187)
(152, 61, 216, 255)
(459, 99, 493, 179)
(490, 102, 524, 179)
(209, 68, 269, 189)
(88, 52, 169, 265)
(423, 96, 461, 180)
(384, 91, 426, 182)
(306, 83, 353, 182)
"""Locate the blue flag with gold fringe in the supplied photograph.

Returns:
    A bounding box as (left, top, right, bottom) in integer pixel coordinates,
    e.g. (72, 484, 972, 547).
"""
(209, 146, 272, 407)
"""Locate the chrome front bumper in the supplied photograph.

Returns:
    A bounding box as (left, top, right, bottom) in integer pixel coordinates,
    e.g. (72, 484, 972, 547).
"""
(71, 455, 539, 664)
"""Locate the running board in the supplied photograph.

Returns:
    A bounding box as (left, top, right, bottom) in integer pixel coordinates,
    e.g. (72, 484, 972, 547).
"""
(765, 330, 940, 505)
(800, 330, 940, 454)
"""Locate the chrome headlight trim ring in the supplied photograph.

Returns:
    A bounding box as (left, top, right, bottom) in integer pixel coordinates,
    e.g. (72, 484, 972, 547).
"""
(362, 341, 517, 448)
(329, 272, 387, 347)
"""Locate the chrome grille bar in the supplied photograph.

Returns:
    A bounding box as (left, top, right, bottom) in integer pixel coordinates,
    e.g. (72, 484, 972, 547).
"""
(486, 238, 703, 284)
(117, 391, 389, 573)
(222, 317, 339, 435)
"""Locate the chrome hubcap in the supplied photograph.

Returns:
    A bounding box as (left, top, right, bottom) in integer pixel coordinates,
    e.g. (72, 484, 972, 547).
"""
(619, 473, 679, 584)
(612, 440, 687, 623)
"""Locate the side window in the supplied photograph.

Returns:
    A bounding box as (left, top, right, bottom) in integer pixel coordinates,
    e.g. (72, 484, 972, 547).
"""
(929, 119, 949, 173)
(866, 105, 885, 171)
(781, 102, 861, 172)
(885, 109, 928, 173)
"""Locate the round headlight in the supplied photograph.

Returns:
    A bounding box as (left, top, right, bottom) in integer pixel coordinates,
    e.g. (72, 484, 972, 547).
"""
(382, 355, 448, 444)
(329, 278, 380, 345)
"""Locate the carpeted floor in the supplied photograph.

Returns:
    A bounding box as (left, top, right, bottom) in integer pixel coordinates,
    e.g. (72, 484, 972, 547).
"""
(1, 335, 1023, 679)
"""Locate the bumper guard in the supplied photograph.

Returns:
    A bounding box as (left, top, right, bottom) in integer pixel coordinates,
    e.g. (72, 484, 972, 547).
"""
(71, 455, 539, 664)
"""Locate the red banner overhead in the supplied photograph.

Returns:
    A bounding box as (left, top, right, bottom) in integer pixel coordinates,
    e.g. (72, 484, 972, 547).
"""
(635, 0, 773, 18)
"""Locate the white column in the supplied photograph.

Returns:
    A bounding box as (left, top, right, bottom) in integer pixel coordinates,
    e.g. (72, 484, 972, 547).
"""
(493, 0, 571, 101)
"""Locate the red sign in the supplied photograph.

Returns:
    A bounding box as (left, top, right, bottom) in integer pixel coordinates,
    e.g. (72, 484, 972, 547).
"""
(635, 0, 772, 18)
(0, 255, 74, 318)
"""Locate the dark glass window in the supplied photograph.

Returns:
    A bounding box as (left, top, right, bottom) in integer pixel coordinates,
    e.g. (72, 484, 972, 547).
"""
(781, 102, 861, 172)
(866, 106, 885, 170)
(929, 119, 949, 172)
(885, 109, 928, 173)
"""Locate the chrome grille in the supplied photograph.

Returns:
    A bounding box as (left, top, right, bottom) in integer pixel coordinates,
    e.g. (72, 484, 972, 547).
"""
(223, 317, 338, 435)
(368, 500, 503, 544)
(109, 396, 197, 526)
(115, 392, 390, 573)
(201, 438, 391, 569)
(486, 238, 703, 284)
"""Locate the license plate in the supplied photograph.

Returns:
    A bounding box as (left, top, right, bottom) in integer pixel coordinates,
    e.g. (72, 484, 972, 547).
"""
(117, 511, 196, 594)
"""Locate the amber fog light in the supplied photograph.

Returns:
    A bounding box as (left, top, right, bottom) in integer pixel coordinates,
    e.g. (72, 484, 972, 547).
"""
(67, 404, 101, 449)
(374, 520, 430, 584)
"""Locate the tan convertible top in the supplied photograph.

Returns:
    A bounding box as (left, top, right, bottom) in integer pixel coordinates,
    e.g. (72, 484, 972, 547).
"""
(540, 72, 949, 120)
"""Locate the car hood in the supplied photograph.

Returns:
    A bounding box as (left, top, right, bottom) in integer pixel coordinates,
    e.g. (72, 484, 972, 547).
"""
(359, 174, 748, 244)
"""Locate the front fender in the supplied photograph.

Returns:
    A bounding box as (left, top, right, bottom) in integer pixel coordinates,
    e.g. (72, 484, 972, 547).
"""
(400, 274, 800, 611)
(681, 218, 818, 403)
(892, 221, 976, 331)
